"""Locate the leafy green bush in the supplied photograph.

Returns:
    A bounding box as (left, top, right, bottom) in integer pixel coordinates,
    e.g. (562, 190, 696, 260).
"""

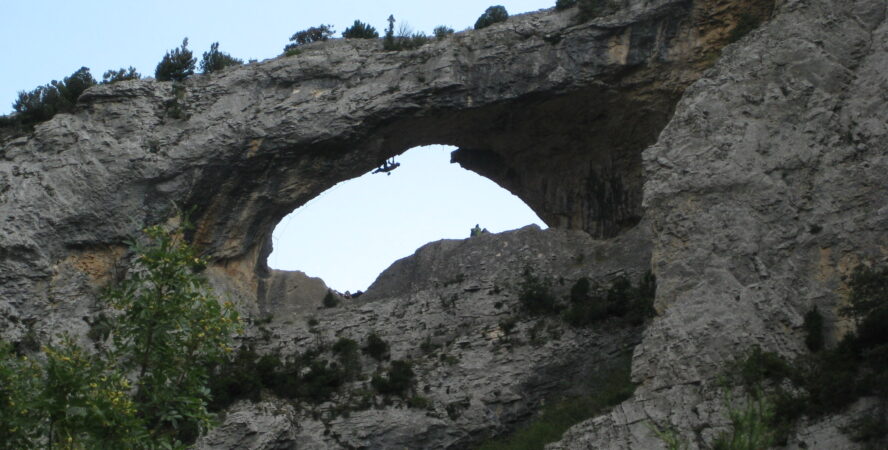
(323, 289, 340, 308)
(555, 0, 578, 10)
(434, 25, 455, 39)
(724, 264, 888, 445)
(518, 267, 560, 315)
(200, 42, 243, 74)
(343, 20, 379, 39)
(371, 360, 415, 397)
(363, 332, 390, 360)
(106, 224, 240, 442)
(285, 24, 334, 52)
(155, 38, 196, 82)
(563, 273, 656, 327)
(0, 223, 239, 448)
(102, 67, 141, 84)
(713, 390, 777, 450)
(8, 66, 96, 127)
(475, 5, 509, 29)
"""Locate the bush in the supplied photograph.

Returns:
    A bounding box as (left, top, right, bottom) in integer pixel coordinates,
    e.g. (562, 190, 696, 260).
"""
(0, 223, 239, 448)
(803, 306, 824, 352)
(555, 0, 578, 10)
(155, 38, 196, 82)
(564, 273, 655, 327)
(475, 5, 509, 29)
(323, 289, 340, 308)
(363, 332, 390, 361)
(9, 67, 96, 126)
(433, 25, 455, 39)
(342, 20, 379, 39)
(371, 360, 414, 397)
(284, 24, 334, 52)
(200, 42, 243, 74)
(518, 267, 560, 315)
(577, 0, 620, 21)
(102, 67, 141, 84)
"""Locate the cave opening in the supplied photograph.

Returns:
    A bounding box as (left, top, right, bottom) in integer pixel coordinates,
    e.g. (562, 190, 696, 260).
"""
(267, 145, 546, 293)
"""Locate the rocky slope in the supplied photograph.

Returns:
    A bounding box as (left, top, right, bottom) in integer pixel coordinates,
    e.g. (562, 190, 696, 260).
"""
(198, 225, 652, 448)
(553, 0, 888, 448)
(1, 0, 886, 448)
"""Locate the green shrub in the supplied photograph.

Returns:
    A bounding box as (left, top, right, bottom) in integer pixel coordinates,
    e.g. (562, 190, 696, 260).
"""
(363, 332, 390, 360)
(433, 25, 455, 39)
(102, 67, 141, 84)
(803, 306, 824, 352)
(343, 20, 379, 39)
(555, 0, 578, 10)
(371, 360, 414, 397)
(475, 5, 509, 29)
(155, 38, 196, 82)
(9, 66, 96, 127)
(0, 223, 239, 448)
(383, 15, 396, 50)
(106, 224, 240, 442)
(713, 390, 777, 450)
(518, 267, 560, 315)
(577, 0, 620, 21)
(285, 24, 334, 52)
(563, 273, 655, 327)
(323, 289, 340, 308)
(332, 337, 362, 380)
(200, 42, 243, 74)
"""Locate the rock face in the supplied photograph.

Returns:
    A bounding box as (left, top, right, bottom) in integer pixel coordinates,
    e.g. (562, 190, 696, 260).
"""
(199, 225, 652, 449)
(1, 0, 885, 448)
(553, 0, 888, 448)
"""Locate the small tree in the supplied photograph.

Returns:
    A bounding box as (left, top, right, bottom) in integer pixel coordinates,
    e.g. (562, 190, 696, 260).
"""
(474, 5, 509, 29)
(102, 67, 141, 84)
(200, 42, 243, 74)
(433, 25, 455, 40)
(284, 25, 334, 52)
(556, 0, 578, 10)
(383, 15, 396, 50)
(155, 38, 196, 82)
(54, 67, 96, 106)
(107, 224, 239, 442)
(343, 20, 379, 39)
(322, 289, 340, 308)
(10, 67, 96, 126)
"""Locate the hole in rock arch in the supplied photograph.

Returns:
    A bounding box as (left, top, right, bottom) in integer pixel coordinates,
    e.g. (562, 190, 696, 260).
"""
(269, 145, 546, 292)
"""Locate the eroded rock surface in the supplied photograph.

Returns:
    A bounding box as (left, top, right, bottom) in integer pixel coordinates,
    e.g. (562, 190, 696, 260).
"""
(553, 0, 888, 448)
(199, 225, 652, 449)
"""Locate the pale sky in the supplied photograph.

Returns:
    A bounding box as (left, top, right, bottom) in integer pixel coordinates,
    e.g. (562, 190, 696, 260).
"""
(2, 1, 554, 291)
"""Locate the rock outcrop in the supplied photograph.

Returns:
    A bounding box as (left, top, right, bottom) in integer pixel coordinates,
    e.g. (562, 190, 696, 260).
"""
(1, 0, 885, 448)
(553, 0, 888, 448)
(199, 225, 652, 448)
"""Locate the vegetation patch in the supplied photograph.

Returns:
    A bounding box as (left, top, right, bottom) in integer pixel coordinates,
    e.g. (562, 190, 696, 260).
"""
(715, 264, 888, 446)
(475, 353, 635, 450)
(0, 223, 240, 448)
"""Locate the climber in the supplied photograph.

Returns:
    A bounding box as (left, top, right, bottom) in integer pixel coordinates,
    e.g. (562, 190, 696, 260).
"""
(372, 157, 400, 175)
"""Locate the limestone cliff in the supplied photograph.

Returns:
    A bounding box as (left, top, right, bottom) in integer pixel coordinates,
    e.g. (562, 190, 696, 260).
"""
(1, 0, 886, 448)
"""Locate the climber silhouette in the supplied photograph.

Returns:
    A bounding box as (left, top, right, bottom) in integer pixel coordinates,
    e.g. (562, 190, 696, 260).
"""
(372, 157, 400, 175)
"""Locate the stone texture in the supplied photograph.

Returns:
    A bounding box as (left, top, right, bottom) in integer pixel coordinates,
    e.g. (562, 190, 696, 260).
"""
(2, 0, 884, 448)
(552, 0, 888, 448)
(199, 225, 652, 449)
